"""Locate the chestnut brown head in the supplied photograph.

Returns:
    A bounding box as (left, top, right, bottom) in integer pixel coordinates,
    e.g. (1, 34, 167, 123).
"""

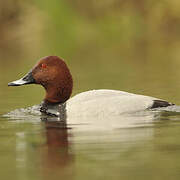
(8, 56, 73, 104)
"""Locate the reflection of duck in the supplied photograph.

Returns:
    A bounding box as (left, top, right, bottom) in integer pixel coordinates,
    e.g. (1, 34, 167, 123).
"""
(8, 56, 174, 119)
(43, 118, 68, 147)
(41, 118, 74, 178)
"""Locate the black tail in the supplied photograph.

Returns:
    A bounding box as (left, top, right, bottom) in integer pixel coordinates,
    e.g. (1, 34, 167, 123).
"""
(151, 100, 175, 109)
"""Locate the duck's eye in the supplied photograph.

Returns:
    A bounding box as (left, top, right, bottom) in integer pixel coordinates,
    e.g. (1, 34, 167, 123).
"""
(41, 63, 47, 69)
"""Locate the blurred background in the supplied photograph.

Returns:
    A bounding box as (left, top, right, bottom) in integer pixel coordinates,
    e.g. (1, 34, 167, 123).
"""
(1, 0, 180, 113)
(1, 1, 180, 180)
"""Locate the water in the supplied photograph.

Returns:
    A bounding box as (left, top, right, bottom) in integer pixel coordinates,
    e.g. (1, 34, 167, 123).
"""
(1, 109, 180, 180)
(1, 0, 180, 179)
(1, 101, 180, 180)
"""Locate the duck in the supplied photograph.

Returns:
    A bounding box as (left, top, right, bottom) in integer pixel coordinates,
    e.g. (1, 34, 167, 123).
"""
(8, 56, 175, 119)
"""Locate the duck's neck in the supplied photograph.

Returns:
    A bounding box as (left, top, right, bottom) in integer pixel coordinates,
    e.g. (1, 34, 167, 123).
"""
(44, 85, 72, 104)
(42, 65, 73, 105)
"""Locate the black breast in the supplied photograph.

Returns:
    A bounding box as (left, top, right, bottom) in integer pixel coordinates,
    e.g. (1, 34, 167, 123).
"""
(151, 100, 175, 109)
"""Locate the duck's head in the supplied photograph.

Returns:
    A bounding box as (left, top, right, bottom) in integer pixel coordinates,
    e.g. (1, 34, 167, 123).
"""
(8, 56, 73, 104)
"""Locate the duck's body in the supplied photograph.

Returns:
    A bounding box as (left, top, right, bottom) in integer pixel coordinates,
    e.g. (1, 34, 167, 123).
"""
(40, 89, 173, 119)
(67, 89, 155, 116)
(8, 56, 174, 119)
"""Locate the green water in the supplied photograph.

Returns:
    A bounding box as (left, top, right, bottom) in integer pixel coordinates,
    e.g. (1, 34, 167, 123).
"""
(1, 0, 180, 179)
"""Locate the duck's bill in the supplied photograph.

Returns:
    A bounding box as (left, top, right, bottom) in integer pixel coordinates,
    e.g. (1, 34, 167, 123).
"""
(8, 70, 35, 86)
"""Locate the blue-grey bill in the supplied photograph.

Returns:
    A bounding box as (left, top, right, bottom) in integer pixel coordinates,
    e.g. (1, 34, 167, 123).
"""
(8, 70, 35, 86)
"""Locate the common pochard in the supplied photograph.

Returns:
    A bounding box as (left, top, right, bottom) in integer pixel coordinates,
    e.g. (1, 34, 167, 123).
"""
(8, 56, 174, 119)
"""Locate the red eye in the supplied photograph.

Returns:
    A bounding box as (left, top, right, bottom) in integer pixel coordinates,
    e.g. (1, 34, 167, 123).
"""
(41, 63, 47, 69)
